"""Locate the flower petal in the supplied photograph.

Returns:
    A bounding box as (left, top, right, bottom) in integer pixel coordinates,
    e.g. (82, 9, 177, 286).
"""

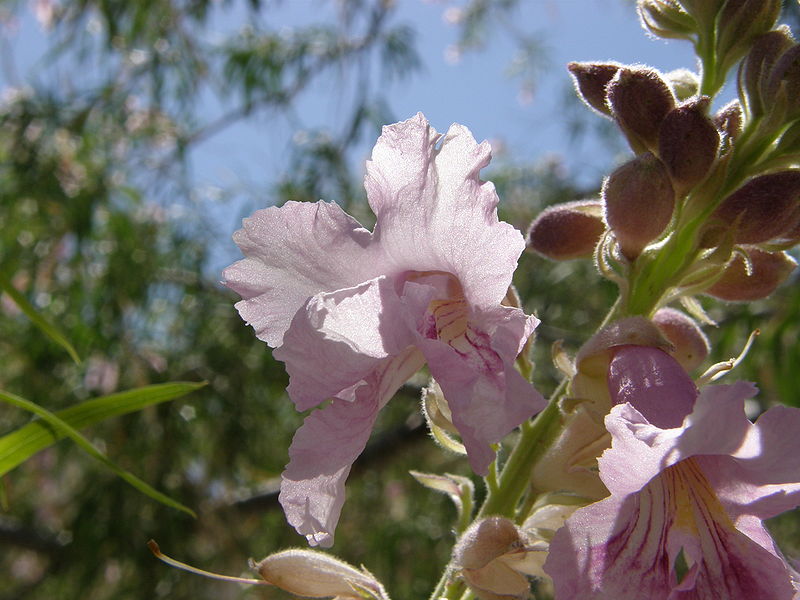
(420, 306, 544, 475)
(274, 276, 421, 411)
(365, 113, 526, 307)
(279, 349, 424, 547)
(608, 345, 697, 429)
(222, 200, 378, 346)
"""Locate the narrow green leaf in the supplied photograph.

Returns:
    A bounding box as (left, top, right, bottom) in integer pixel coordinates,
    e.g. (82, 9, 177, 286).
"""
(0, 274, 81, 364)
(0, 387, 199, 517)
(0, 381, 206, 475)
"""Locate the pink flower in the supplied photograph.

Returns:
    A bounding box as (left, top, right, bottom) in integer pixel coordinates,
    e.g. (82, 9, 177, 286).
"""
(223, 114, 544, 547)
(545, 346, 800, 599)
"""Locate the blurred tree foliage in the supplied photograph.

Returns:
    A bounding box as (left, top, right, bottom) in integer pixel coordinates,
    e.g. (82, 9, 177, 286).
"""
(1, 1, 799, 599)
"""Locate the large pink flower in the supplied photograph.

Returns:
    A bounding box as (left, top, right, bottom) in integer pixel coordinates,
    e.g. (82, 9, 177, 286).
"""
(223, 114, 545, 547)
(544, 346, 800, 599)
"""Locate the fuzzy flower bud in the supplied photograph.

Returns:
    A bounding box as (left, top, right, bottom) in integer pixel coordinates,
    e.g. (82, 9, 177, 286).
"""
(602, 153, 675, 259)
(607, 67, 675, 153)
(737, 26, 794, 119)
(717, 0, 781, 74)
(636, 0, 696, 41)
(705, 247, 797, 301)
(567, 62, 621, 117)
(765, 44, 800, 122)
(714, 99, 743, 142)
(453, 518, 538, 600)
(711, 171, 800, 244)
(526, 199, 605, 260)
(254, 549, 388, 599)
(658, 97, 719, 193)
(665, 68, 699, 101)
(652, 307, 710, 371)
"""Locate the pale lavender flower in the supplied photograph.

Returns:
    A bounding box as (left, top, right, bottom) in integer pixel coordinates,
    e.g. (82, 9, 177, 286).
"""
(223, 114, 544, 547)
(545, 345, 800, 599)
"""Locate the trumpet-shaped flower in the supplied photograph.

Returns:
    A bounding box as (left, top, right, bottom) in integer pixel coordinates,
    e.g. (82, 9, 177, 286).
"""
(544, 346, 800, 599)
(223, 114, 544, 547)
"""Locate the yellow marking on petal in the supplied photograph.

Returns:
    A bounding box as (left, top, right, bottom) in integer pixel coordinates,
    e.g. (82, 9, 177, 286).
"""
(660, 458, 735, 537)
(429, 298, 469, 343)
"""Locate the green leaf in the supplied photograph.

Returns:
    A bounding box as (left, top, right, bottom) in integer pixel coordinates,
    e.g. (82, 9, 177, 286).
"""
(0, 384, 205, 516)
(0, 273, 82, 364)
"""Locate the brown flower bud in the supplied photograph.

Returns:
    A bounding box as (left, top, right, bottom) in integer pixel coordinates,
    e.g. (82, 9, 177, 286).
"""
(717, 0, 781, 73)
(607, 67, 676, 153)
(652, 307, 710, 371)
(658, 97, 719, 193)
(255, 549, 387, 599)
(453, 518, 531, 600)
(637, 0, 696, 41)
(713, 100, 743, 142)
(737, 27, 794, 118)
(665, 68, 700, 101)
(526, 199, 605, 260)
(603, 153, 675, 259)
(567, 62, 621, 117)
(766, 44, 800, 122)
(705, 247, 796, 301)
(712, 171, 800, 244)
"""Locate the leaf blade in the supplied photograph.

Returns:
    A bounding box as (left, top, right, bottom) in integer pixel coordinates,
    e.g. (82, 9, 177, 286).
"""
(0, 274, 81, 364)
(0, 385, 204, 516)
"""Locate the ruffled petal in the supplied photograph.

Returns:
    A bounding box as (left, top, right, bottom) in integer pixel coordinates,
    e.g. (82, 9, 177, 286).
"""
(222, 200, 379, 346)
(279, 349, 424, 547)
(419, 306, 545, 475)
(274, 276, 419, 411)
(608, 345, 697, 429)
(545, 461, 796, 600)
(365, 113, 525, 307)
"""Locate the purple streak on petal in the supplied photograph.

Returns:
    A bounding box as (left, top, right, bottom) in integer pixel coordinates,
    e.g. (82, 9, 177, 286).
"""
(420, 306, 544, 475)
(608, 345, 698, 429)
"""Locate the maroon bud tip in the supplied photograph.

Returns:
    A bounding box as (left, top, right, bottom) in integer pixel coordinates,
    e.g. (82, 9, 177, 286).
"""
(607, 67, 676, 153)
(567, 62, 622, 117)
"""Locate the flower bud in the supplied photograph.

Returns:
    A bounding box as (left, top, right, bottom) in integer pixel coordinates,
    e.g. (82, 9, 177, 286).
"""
(717, 0, 781, 74)
(637, 0, 696, 41)
(705, 247, 796, 301)
(766, 44, 800, 122)
(658, 96, 719, 193)
(711, 171, 800, 244)
(713, 100, 743, 142)
(567, 61, 621, 117)
(255, 549, 387, 599)
(658, 97, 719, 193)
(607, 67, 676, 153)
(737, 27, 794, 118)
(603, 153, 675, 259)
(665, 68, 700, 101)
(526, 199, 605, 260)
(453, 518, 531, 600)
(652, 307, 710, 371)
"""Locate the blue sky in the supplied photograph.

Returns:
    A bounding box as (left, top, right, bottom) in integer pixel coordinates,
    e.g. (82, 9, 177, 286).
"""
(2, 0, 705, 266)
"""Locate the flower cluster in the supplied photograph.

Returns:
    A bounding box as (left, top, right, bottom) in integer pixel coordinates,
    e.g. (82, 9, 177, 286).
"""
(213, 1, 800, 598)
